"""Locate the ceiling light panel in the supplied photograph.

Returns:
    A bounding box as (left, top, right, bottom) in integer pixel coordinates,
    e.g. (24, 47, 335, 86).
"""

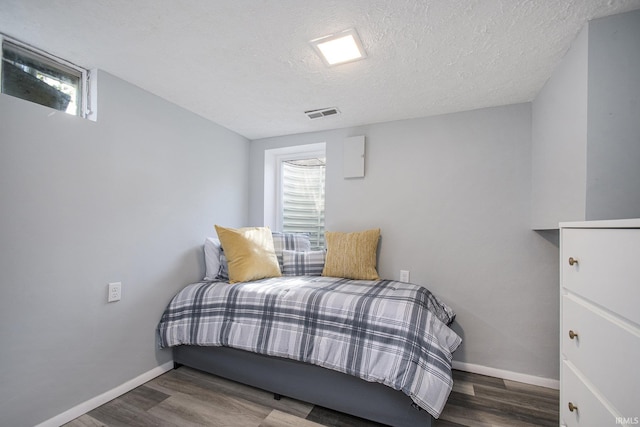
(310, 28, 367, 66)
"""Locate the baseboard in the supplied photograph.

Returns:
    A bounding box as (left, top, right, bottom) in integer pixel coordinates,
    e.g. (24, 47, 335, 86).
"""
(452, 361, 560, 390)
(35, 361, 174, 427)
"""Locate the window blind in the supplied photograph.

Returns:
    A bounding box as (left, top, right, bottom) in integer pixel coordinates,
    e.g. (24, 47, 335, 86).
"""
(281, 158, 325, 249)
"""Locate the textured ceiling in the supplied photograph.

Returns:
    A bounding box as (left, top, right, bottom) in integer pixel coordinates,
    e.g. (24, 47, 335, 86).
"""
(1, 0, 640, 140)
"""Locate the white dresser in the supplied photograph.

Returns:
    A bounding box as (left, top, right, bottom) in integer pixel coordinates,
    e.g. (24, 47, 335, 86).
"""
(560, 219, 640, 427)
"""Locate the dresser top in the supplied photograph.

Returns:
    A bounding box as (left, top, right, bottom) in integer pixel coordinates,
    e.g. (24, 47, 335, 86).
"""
(559, 218, 640, 228)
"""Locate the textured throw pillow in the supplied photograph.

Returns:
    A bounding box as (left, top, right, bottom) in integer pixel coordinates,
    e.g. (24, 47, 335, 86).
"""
(322, 228, 381, 280)
(215, 225, 281, 283)
(271, 232, 311, 270)
(282, 249, 326, 276)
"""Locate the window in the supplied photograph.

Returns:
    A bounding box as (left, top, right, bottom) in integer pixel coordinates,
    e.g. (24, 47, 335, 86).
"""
(264, 143, 326, 249)
(281, 157, 326, 248)
(1, 35, 94, 119)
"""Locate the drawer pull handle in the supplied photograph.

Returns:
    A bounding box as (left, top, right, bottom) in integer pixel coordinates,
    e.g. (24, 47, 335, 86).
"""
(569, 330, 578, 339)
(568, 402, 578, 412)
(568, 257, 578, 266)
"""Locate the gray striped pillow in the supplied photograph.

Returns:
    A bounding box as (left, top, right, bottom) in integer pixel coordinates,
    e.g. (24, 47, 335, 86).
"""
(282, 250, 326, 276)
(272, 232, 311, 270)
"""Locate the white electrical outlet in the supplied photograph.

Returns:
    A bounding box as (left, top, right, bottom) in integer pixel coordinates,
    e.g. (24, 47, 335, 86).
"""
(108, 282, 121, 302)
(400, 270, 410, 282)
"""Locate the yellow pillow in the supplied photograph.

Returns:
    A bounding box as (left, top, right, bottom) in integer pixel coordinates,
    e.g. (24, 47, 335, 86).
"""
(322, 228, 381, 280)
(215, 225, 281, 283)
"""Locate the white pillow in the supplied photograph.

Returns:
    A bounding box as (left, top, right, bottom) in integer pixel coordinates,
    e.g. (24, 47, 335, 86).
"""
(204, 237, 222, 280)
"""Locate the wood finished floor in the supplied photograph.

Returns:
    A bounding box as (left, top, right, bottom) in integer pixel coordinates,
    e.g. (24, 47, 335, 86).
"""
(65, 367, 559, 427)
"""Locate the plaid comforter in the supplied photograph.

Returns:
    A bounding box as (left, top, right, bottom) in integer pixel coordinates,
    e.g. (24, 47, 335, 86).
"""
(158, 276, 462, 418)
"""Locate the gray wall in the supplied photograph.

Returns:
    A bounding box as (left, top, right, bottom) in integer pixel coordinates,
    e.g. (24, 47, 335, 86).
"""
(586, 9, 640, 220)
(531, 25, 588, 230)
(249, 104, 560, 380)
(532, 9, 640, 228)
(0, 71, 249, 426)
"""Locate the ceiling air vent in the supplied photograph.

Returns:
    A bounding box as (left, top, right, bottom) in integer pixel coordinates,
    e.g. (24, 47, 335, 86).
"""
(305, 107, 340, 120)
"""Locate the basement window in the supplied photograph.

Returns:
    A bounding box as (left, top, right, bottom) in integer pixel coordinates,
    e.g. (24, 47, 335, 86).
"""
(281, 157, 326, 249)
(264, 143, 326, 249)
(1, 35, 94, 119)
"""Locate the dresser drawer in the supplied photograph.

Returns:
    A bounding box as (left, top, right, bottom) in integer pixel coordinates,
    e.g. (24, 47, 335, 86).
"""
(562, 295, 640, 416)
(561, 228, 640, 325)
(561, 361, 617, 427)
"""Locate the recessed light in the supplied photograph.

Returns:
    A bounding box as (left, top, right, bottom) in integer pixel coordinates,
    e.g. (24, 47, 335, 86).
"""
(310, 28, 367, 66)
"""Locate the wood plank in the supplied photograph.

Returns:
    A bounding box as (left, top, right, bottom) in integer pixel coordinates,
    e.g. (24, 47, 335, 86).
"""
(439, 399, 542, 427)
(431, 418, 467, 427)
(84, 396, 174, 427)
(451, 379, 475, 396)
(306, 405, 387, 427)
(63, 414, 106, 427)
(147, 391, 268, 427)
(147, 367, 314, 419)
(504, 378, 560, 399)
(444, 388, 558, 427)
(117, 385, 170, 411)
(259, 410, 325, 427)
(473, 383, 559, 417)
(452, 370, 507, 389)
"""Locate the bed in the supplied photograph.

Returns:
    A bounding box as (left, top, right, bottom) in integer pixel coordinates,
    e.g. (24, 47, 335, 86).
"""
(157, 228, 461, 427)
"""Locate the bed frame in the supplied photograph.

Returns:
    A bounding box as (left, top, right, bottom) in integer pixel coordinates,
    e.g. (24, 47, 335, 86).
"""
(173, 345, 433, 427)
